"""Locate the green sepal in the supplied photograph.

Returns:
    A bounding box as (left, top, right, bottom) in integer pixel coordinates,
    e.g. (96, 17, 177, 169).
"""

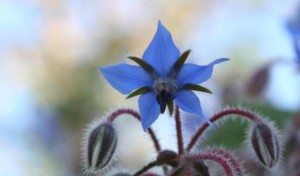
(126, 86, 151, 99)
(182, 84, 212, 94)
(173, 50, 191, 71)
(167, 101, 174, 116)
(127, 56, 155, 74)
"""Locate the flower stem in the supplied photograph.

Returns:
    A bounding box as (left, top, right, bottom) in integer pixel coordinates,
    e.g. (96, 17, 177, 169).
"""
(107, 108, 161, 152)
(209, 148, 244, 176)
(175, 106, 184, 155)
(133, 160, 158, 176)
(187, 153, 234, 176)
(186, 108, 261, 151)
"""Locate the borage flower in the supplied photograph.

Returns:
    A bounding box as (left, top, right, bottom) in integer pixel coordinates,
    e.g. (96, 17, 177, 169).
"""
(100, 21, 229, 131)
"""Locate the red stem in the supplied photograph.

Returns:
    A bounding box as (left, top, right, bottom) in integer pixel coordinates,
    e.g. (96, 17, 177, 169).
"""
(107, 108, 161, 152)
(186, 108, 261, 151)
(209, 148, 244, 176)
(175, 106, 184, 155)
(187, 153, 234, 176)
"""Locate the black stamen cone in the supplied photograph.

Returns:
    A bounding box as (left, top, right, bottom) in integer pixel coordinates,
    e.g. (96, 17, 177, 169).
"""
(156, 90, 174, 113)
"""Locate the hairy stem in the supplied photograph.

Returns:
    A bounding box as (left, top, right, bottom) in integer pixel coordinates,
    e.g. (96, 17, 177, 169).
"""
(175, 106, 184, 155)
(187, 153, 234, 176)
(187, 108, 261, 151)
(107, 108, 161, 152)
(209, 148, 244, 176)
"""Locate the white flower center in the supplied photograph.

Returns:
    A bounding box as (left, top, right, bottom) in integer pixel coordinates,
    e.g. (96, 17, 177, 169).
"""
(153, 78, 177, 113)
(153, 78, 177, 94)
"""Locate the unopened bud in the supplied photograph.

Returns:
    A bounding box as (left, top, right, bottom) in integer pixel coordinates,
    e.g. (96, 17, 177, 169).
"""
(251, 122, 280, 168)
(246, 64, 270, 97)
(86, 123, 117, 172)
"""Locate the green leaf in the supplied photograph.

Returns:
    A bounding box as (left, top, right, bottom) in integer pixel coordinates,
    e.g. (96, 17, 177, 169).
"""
(167, 101, 174, 116)
(174, 50, 191, 70)
(126, 86, 151, 99)
(182, 84, 212, 94)
(127, 56, 156, 74)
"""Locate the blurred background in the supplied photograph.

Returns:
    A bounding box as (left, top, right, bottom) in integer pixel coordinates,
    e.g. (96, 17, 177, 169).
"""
(1, 0, 300, 175)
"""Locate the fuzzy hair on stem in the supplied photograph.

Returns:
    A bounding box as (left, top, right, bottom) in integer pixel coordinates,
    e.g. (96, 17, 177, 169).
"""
(187, 107, 265, 151)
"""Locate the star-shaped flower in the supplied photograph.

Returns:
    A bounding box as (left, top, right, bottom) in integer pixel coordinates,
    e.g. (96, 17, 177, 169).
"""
(100, 21, 229, 131)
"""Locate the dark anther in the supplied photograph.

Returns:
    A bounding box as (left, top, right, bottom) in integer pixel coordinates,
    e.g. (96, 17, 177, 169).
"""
(156, 90, 174, 113)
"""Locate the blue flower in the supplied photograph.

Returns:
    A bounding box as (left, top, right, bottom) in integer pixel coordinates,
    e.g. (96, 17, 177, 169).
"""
(287, 8, 300, 65)
(100, 21, 229, 131)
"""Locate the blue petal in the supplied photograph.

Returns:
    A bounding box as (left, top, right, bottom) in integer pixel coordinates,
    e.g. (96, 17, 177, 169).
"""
(142, 21, 180, 76)
(138, 92, 160, 131)
(100, 64, 152, 94)
(287, 21, 300, 36)
(286, 13, 300, 36)
(176, 58, 229, 86)
(286, 15, 300, 64)
(175, 90, 212, 125)
(286, 21, 300, 64)
(292, 38, 300, 65)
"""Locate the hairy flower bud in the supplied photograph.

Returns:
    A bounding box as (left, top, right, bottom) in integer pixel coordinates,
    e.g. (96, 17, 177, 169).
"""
(246, 63, 270, 97)
(251, 122, 280, 168)
(85, 122, 118, 173)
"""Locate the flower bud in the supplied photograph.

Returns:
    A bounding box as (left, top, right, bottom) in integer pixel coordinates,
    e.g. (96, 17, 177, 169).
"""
(246, 64, 270, 97)
(86, 122, 118, 172)
(251, 122, 280, 168)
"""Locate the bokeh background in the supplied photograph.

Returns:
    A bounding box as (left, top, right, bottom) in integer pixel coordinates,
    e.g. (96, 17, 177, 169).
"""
(1, 0, 300, 175)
